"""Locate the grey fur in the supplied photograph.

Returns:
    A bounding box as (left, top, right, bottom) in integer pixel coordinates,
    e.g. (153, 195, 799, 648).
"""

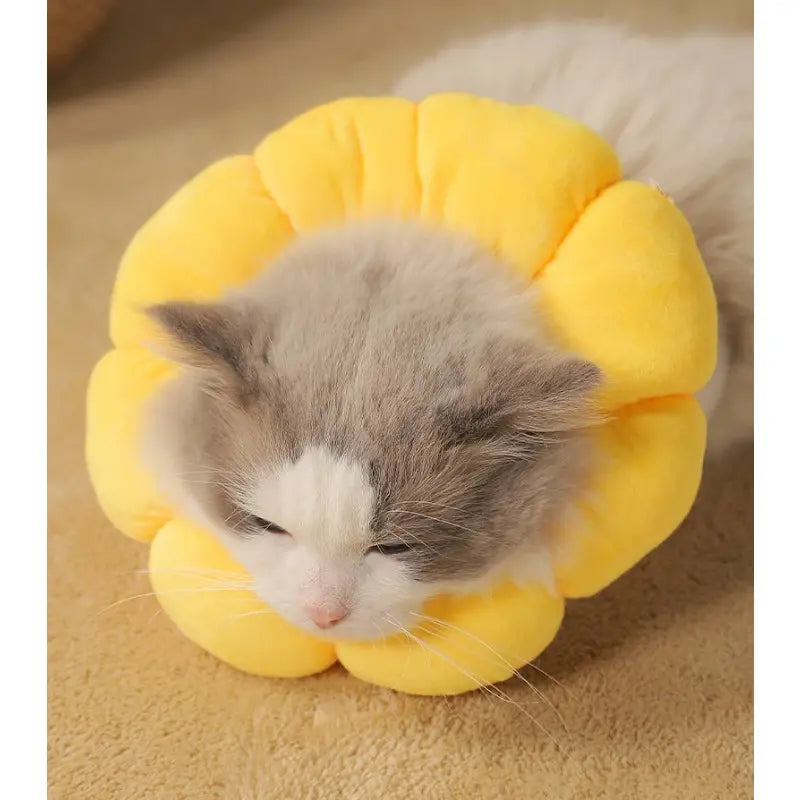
(145, 220, 601, 584)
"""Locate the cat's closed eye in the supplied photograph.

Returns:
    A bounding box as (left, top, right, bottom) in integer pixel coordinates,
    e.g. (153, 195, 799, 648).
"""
(252, 516, 289, 534)
(368, 542, 415, 556)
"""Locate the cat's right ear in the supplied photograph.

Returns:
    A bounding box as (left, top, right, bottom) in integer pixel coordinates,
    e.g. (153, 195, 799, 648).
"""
(145, 300, 262, 393)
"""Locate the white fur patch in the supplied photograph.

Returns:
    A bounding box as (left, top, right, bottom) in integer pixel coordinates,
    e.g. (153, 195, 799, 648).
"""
(249, 445, 376, 556)
(217, 446, 428, 640)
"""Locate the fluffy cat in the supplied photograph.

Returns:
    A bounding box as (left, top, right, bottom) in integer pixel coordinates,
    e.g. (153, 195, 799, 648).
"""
(143, 23, 752, 641)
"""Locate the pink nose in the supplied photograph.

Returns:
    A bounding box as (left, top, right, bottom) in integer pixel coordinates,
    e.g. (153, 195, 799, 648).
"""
(304, 603, 348, 629)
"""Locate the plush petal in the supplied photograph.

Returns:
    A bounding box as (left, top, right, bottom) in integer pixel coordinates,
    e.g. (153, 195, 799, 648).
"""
(85, 348, 174, 542)
(150, 520, 338, 677)
(254, 97, 421, 230)
(535, 181, 717, 409)
(336, 582, 564, 696)
(416, 93, 622, 278)
(553, 396, 707, 598)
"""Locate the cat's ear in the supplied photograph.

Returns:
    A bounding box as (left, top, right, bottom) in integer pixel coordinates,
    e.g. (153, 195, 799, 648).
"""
(439, 350, 603, 453)
(146, 300, 264, 391)
(509, 352, 603, 433)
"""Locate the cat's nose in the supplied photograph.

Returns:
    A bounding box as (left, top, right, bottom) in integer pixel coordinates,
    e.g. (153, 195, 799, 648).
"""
(304, 603, 348, 629)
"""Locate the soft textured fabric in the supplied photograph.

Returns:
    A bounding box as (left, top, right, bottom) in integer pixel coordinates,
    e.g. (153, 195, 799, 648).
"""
(47, 0, 113, 71)
(49, 0, 753, 795)
(85, 94, 715, 694)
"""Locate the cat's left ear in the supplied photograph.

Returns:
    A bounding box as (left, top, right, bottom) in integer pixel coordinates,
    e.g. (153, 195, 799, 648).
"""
(508, 351, 603, 433)
(438, 349, 603, 453)
(146, 300, 264, 391)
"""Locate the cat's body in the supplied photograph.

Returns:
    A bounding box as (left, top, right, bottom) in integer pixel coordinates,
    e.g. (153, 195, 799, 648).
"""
(144, 23, 753, 641)
(395, 23, 753, 453)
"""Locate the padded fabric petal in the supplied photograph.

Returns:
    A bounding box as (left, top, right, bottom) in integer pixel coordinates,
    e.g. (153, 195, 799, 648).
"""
(535, 181, 717, 409)
(553, 396, 706, 598)
(416, 93, 622, 278)
(254, 97, 421, 230)
(86, 348, 174, 542)
(150, 520, 338, 677)
(336, 582, 564, 695)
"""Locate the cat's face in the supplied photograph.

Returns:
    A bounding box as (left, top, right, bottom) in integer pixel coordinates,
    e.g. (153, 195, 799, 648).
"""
(202, 444, 451, 640)
(144, 222, 600, 640)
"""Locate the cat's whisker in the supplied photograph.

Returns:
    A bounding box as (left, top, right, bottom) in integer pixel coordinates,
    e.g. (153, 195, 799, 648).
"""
(172, 466, 254, 500)
(96, 584, 256, 616)
(183, 478, 245, 489)
(522, 660, 572, 695)
(410, 611, 567, 730)
(144, 574, 255, 591)
(128, 567, 252, 583)
(383, 520, 445, 556)
(386, 509, 483, 537)
(389, 500, 474, 517)
(409, 622, 550, 714)
(173, 468, 237, 478)
(223, 507, 251, 529)
(225, 607, 279, 622)
(173, 468, 252, 491)
(387, 617, 498, 701)
(383, 615, 562, 749)
(381, 522, 486, 566)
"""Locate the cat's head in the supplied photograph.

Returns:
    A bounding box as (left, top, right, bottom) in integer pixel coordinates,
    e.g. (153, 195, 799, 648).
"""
(143, 222, 601, 640)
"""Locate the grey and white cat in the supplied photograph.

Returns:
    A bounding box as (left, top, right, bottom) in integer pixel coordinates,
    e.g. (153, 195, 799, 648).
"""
(144, 23, 753, 641)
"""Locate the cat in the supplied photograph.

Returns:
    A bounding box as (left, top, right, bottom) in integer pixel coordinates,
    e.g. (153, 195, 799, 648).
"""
(143, 22, 753, 642)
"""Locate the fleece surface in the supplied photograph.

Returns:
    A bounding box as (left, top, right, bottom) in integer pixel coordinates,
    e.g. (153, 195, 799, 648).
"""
(48, 0, 753, 797)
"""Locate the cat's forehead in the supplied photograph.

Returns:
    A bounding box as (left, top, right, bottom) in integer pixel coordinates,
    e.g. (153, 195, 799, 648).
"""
(247, 445, 376, 552)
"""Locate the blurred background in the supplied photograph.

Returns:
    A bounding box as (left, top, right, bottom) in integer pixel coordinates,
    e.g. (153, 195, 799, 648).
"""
(48, 2, 753, 798)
